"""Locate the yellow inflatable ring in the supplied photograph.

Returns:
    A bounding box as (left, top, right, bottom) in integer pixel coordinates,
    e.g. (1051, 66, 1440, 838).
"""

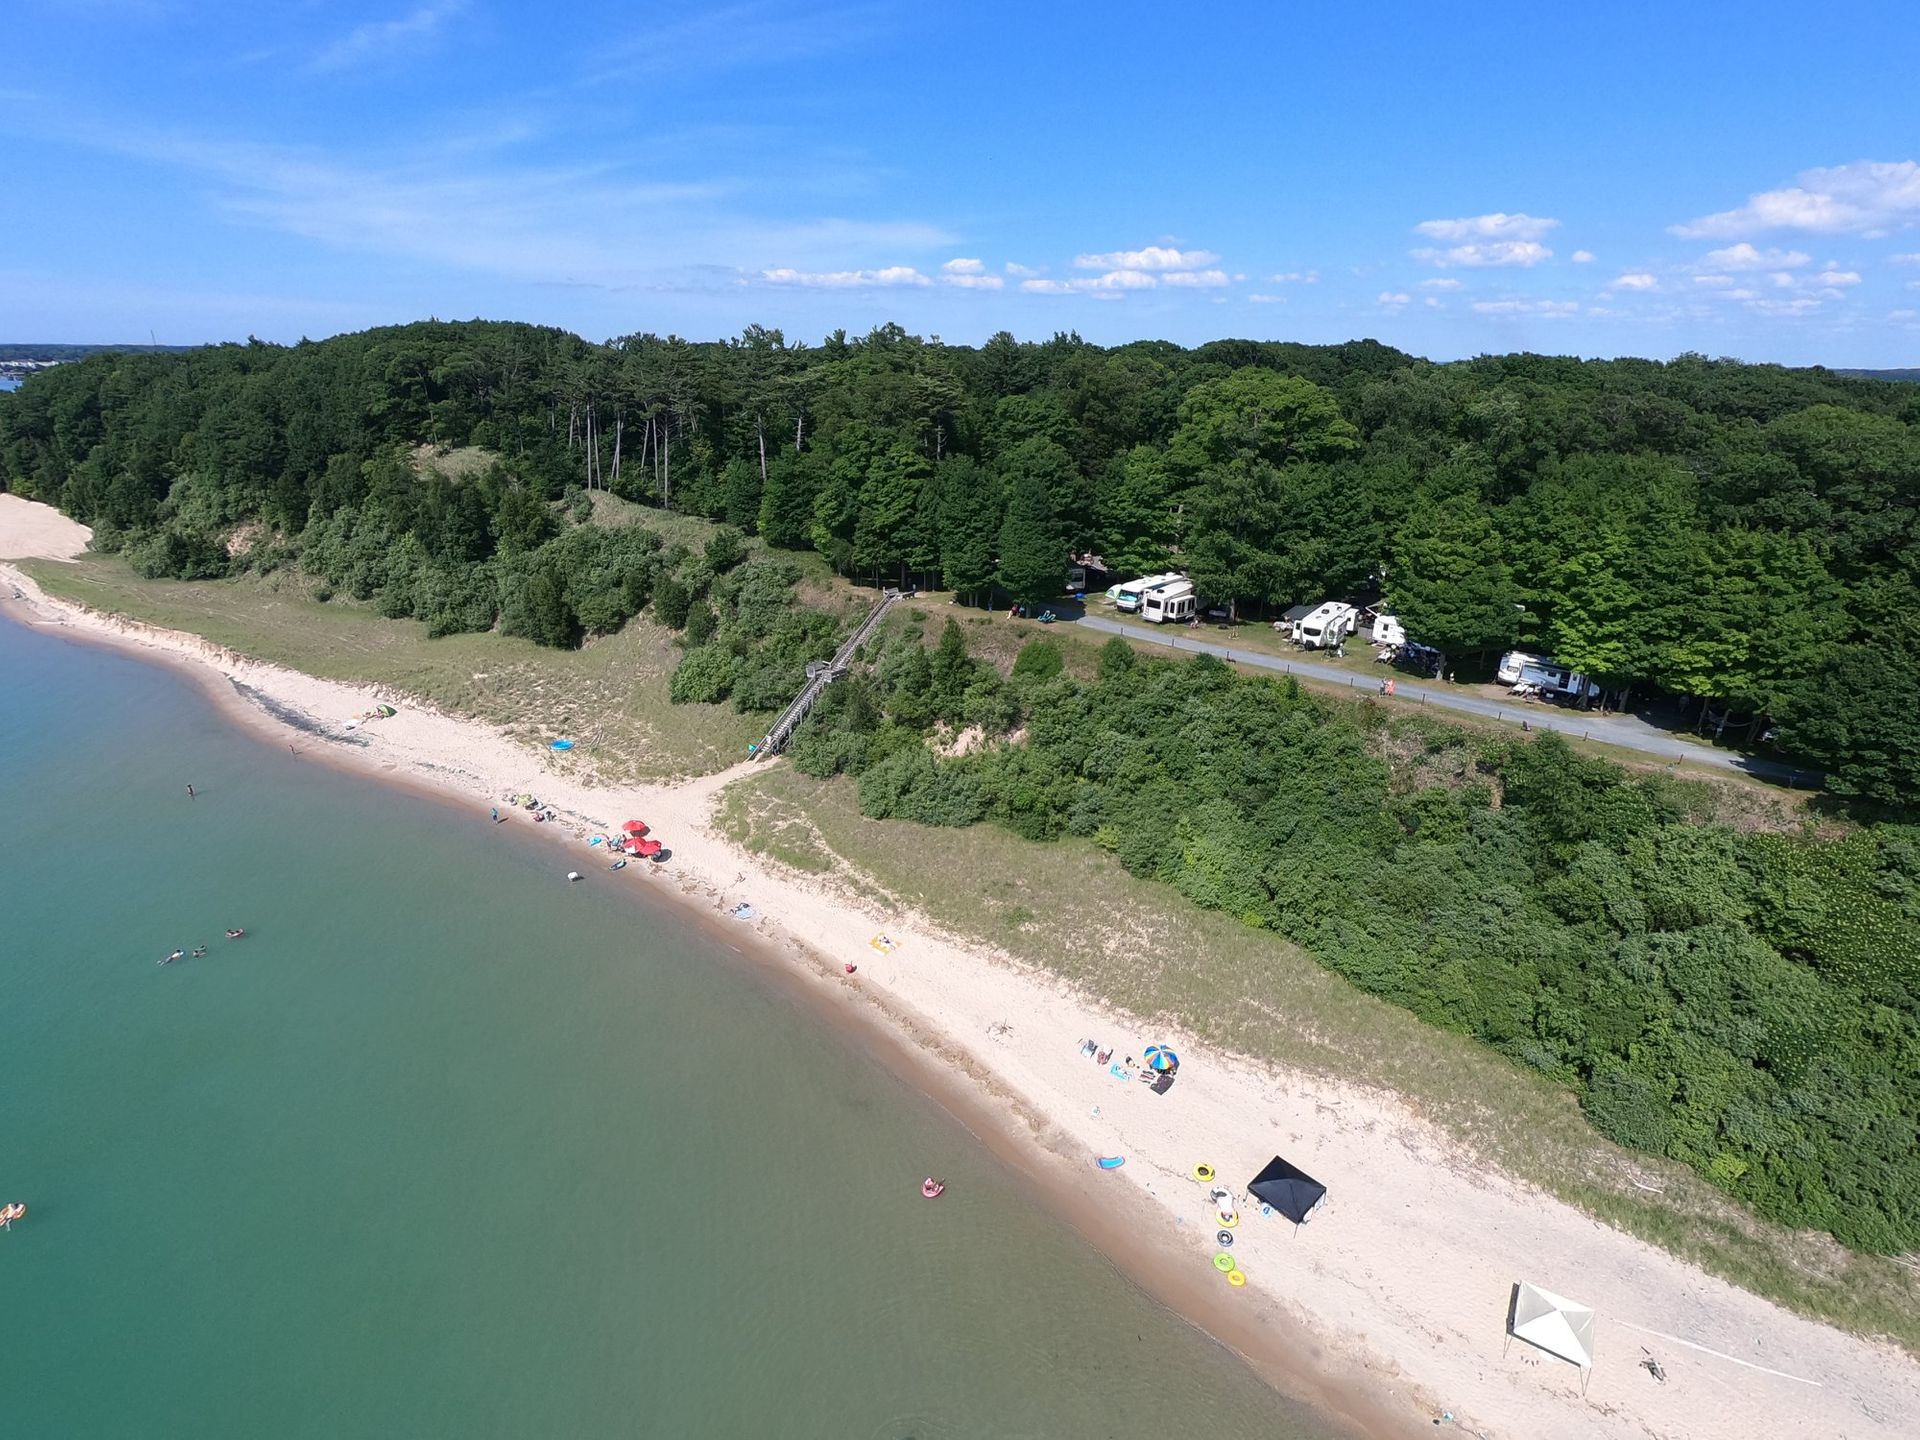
(1227, 1270, 1247, 1287)
(1212, 1252, 1236, 1273)
(1192, 1163, 1216, 1183)
(1217, 1211, 1239, 1229)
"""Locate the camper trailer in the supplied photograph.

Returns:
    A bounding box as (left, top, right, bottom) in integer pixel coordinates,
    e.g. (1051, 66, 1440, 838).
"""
(1371, 613, 1406, 646)
(1140, 578, 1196, 624)
(1113, 572, 1184, 613)
(1295, 601, 1359, 650)
(1497, 650, 1599, 704)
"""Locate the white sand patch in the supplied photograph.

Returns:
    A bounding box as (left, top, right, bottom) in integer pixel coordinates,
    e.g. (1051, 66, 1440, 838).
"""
(0, 494, 92, 561)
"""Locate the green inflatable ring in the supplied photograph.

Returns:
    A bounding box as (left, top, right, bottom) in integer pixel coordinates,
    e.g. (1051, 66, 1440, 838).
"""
(1212, 1251, 1236, 1273)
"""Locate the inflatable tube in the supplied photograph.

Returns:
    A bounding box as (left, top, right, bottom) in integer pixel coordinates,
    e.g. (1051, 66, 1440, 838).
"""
(920, 1179, 944, 1199)
(1216, 1229, 1234, 1247)
(1227, 1270, 1246, 1288)
(1192, 1163, 1216, 1183)
(1216, 1210, 1238, 1229)
(1096, 1156, 1125, 1170)
(1212, 1252, 1236, 1273)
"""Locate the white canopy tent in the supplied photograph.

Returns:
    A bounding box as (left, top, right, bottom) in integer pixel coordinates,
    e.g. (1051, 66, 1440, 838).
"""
(1507, 1281, 1597, 1392)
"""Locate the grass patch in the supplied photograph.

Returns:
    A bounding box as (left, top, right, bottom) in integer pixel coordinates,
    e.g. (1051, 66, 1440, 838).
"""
(715, 777, 835, 873)
(742, 761, 1919, 1351)
(23, 554, 760, 782)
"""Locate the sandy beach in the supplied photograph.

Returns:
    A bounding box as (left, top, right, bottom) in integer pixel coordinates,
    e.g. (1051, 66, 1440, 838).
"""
(4, 500, 1917, 1440)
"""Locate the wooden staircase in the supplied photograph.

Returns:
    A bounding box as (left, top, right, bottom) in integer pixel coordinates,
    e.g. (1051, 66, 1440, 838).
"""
(755, 588, 903, 757)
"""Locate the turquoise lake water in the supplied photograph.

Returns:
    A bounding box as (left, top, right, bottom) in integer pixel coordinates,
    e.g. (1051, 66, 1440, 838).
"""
(0, 612, 1345, 1438)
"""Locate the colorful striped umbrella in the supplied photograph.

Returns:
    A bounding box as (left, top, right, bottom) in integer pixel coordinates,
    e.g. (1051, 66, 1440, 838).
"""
(1144, 1045, 1179, 1072)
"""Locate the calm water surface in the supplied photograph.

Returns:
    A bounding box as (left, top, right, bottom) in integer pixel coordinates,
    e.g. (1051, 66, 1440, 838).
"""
(0, 613, 1344, 1438)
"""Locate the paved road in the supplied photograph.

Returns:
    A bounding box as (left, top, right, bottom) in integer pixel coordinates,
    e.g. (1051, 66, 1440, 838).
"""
(1072, 614, 1815, 786)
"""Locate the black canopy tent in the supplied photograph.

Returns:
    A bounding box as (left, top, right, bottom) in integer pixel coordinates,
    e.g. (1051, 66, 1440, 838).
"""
(1248, 1155, 1327, 1226)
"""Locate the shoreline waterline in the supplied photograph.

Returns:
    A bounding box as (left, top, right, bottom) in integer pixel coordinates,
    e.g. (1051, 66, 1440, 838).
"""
(6, 539, 1917, 1440)
(0, 583, 1401, 1438)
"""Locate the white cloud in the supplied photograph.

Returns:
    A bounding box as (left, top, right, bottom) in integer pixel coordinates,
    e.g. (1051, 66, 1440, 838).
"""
(1003, 261, 1042, 277)
(1469, 298, 1580, 316)
(1413, 212, 1559, 242)
(1417, 277, 1463, 291)
(1246, 293, 1287, 304)
(1672, 160, 1920, 238)
(762, 265, 931, 288)
(1160, 268, 1230, 287)
(1701, 242, 1812, 270)
(1570, 249, 1596, 263)
(1072, 245, 1218, 271)
(1267, 270, 1318, 284)
(1377, 291, 1411, 306)
(314, 1, 465, 74)
(1022, 269, 1158, 295)
(1748, 297, 1822, 315)
(1721, 288, 1758, 301)
(1411, 240, 1553, 268)
(937, 258, 1003, 289)
(1891, 308, 1917, 320)
(1814, 269, 1861, 286)
(1693, 274, 1734, 287)
(1424, 296, 1442, 308)
(1768, 271, 1797, 287)
(1609, 273, 1658, 290)
(1894, 253, 1920, 265)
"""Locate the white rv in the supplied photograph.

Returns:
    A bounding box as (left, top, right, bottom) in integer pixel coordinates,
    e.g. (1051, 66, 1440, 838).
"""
(1497, 650, 1599, 703)
(1113, 572, 1184, 613)
(1372, 613, 1406, 646)
(1140, 578, 1196, 624)
(1295, 601, 1358, 650)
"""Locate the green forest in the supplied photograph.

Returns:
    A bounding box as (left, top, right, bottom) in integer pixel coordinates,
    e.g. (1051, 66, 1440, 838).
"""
(2, 319, 1915, 805)
(2, 320, 1917, 1253)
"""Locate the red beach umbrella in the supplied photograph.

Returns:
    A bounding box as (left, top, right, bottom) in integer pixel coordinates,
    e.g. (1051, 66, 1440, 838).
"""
(633, 838, 663, 857)
(622, 820, 650, 836)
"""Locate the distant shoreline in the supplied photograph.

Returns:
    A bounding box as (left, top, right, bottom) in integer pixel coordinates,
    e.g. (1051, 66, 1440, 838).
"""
(4, 507, 1915, 1440)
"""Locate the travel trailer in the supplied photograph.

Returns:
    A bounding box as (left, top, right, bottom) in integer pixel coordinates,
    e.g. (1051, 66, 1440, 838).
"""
(1497, 650, 1600, 703)
(1295, 601, 1358, 650)
(1140, 578, 1196, 624)
(1113, 572, 1185, 613)
(1371, 613, 1406, 646)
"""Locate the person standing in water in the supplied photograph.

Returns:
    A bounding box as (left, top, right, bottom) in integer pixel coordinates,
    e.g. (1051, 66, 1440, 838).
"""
(186, 783, 195, 799)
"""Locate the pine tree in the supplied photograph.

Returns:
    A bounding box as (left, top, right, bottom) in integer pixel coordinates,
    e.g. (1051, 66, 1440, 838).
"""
(997, 466, 1064, 604)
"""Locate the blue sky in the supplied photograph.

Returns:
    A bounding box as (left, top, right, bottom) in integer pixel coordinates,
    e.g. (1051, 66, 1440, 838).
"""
(3, 1, 1918, 363)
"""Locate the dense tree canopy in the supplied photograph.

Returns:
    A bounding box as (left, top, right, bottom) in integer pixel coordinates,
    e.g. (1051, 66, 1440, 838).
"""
(2, 320, 1916, 803)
